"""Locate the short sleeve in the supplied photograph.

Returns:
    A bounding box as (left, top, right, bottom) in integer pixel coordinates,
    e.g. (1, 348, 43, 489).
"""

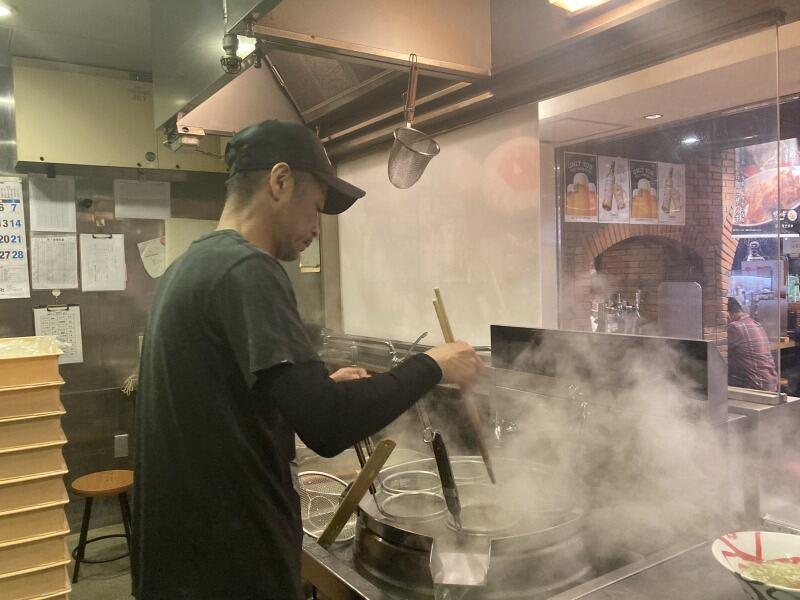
(209, 255, 321, 388)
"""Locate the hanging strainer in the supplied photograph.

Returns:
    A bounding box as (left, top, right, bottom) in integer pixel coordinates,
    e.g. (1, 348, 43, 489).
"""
(298, 471, 356, 542)
(388, 54, 440, 189)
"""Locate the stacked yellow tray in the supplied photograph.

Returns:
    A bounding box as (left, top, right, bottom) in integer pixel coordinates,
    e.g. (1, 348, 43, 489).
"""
(0, 337, 70, 600)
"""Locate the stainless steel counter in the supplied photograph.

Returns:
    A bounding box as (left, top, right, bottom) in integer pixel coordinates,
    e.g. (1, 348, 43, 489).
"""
(301, 536, 751, 600)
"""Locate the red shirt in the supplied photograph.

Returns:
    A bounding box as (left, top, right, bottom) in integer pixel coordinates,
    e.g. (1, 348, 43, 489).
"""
(727, 315, 778, 391)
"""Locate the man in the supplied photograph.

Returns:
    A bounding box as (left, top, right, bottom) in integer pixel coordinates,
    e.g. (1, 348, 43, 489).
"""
(727, 297, 778, 391)
(132, 120, 482, 600)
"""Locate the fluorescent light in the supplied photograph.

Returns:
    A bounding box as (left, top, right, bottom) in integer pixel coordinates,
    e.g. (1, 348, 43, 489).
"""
(644, 113, 663, 120)
(681, 135, 700, 146)
(237, 36, 257, 57)
(549, 0, 612, 14)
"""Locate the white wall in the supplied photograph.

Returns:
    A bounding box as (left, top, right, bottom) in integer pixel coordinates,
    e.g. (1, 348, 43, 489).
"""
(337, 103, 540, 347)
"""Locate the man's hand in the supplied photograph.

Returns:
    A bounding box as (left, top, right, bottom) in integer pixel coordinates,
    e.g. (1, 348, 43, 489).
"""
(330, 366, 370, 382)
(424, 341, 483, 388)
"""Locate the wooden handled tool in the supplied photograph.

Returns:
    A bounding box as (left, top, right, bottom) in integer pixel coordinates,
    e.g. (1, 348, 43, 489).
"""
(432, 288, 496, 484)
(317, 439, 395, 549)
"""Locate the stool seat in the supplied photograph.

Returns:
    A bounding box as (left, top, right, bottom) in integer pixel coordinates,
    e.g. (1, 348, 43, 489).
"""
(70, 469, 134, 583)
(72, 469, 133, 497)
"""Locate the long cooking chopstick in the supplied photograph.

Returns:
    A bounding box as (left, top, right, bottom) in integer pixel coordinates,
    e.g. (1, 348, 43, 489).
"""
(432, 288, 496, 484)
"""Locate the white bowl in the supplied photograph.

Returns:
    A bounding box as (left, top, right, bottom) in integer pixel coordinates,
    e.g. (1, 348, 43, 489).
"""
(712, 531, 800, 599)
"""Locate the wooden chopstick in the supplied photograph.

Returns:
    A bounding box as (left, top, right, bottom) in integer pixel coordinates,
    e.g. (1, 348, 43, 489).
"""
(431, 288, 496, 484)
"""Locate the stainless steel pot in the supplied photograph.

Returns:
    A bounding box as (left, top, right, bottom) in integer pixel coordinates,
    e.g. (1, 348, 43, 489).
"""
(354, 456, 593, 599)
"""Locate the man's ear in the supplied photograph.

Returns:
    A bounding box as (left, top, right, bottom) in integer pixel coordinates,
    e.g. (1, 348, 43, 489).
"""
(269, 162, 293, 200)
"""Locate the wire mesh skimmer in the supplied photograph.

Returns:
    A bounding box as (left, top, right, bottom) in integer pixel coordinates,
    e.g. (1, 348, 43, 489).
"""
(298, 471, 356, 543)
(387, 53, 440, 189)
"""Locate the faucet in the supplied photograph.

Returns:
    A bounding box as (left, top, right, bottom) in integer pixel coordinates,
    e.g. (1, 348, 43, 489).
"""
(392, 331, 429, 367)
(379, 340, 398, 367)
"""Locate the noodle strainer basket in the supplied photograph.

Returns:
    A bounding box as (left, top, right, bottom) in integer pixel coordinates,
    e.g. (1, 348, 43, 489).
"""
(298, 471, 356, 542)
(388, 53, 440, 189)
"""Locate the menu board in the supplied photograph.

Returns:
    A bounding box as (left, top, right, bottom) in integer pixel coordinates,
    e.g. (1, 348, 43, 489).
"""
(629, 160, 659, 225)
(0, 178, 30, 299)
(733, 139, 800, 238)
(564, 153, 598, 222)
(598, 156, 630, 224)
(658, 162, 686, 225)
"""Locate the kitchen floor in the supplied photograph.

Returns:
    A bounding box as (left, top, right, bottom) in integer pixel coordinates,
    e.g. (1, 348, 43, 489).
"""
(66, 524, 133, 599)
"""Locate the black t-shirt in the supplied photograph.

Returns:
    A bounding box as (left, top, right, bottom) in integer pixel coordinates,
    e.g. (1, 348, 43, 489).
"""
(133, 230, 320, 600)
(133, 229, 443, 600)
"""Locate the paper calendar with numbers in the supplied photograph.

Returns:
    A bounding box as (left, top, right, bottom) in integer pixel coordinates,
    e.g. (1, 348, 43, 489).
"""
(0, 178, 30, 299)
(33, 305, 84, 364)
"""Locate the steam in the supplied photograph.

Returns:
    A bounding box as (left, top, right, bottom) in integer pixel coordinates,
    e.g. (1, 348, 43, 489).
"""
(494, 332, 726, 560)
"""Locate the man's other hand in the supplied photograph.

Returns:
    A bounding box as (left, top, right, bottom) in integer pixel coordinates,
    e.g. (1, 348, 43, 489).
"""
(330, 366, 370, 382)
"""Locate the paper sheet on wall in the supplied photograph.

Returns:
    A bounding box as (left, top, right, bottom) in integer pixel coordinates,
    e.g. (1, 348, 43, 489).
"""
(33, 305, 83, 364)
(31, 233, 78, 290)
(114, 179, 171, 220)
(137, 237, 165, 278)
(165, 218, 217, 266)
(0, 177, 30, 299)
(80, 234, 127, 291)
(28, 174, 77, 232)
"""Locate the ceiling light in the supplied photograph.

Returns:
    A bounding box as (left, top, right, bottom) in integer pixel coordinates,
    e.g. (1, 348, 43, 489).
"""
(681, 135, 701, 146)
(549, 0, 612, 15)
(644, 113, 663, 120)
(0, 3, 16, 18)
(237, 36, 257, 58)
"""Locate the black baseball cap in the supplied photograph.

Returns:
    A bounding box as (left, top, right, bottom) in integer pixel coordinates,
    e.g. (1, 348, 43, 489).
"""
(224, 120, 365, 215)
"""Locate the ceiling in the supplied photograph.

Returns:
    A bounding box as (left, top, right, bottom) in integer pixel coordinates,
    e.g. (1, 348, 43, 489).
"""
(0, 0, 151, 72)
(539, 22, 800, 146)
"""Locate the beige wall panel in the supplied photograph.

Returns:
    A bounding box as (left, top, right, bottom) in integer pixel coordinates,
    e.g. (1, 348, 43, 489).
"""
(13, 64, 158, 168)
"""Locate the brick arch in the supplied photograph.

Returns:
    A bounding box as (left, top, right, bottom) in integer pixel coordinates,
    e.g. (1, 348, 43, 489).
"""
(562, 217, 736, 343)
(579, 223, 715, 270)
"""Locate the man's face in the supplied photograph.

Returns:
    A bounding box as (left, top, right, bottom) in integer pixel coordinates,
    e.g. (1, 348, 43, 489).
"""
(272, 171, 325, 262)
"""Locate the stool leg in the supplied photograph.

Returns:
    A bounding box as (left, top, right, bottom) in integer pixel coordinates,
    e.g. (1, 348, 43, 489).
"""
(72, 497, 93, 583)
(118, 492, 132, 552)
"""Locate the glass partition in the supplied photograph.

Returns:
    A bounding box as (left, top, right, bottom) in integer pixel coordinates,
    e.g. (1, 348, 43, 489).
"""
(550, 24, 784, 395)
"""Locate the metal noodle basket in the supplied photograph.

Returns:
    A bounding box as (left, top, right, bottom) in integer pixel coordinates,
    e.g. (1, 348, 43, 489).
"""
(387, 53, 440, 189)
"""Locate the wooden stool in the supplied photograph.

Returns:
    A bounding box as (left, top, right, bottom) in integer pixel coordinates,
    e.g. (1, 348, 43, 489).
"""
(70, 469, 134, 583)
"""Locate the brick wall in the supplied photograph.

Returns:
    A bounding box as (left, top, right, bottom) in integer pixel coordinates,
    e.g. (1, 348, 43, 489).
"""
(559, 150, 737, 347)
(595, 237, 704, 325)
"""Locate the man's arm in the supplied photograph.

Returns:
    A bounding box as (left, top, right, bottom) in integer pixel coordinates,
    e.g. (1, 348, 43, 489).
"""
(258, 353, 442, 457)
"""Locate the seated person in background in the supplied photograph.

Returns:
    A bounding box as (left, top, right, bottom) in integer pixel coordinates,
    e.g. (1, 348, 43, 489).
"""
(727, 297, 779, 391)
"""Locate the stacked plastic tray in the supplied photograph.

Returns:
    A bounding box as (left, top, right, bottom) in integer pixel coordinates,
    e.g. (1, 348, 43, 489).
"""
(0, 337, 70, 600)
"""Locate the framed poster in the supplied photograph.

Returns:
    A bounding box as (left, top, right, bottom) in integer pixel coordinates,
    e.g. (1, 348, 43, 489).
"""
(564, 153, 598, 222)
(733, 139, 800, 237)
(630, 160, 659, 224)
(598, 156, 630, 224)
(658, 162, 686, 225)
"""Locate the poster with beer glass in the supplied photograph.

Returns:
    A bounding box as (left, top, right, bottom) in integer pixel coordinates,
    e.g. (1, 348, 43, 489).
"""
(598, 156, 630, 223)
(564, 153, 598, 222)
(629, 160, 659, 224)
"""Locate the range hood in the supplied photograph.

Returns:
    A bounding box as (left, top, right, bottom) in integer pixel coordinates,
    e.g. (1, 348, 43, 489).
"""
(151, 0, 800, 159)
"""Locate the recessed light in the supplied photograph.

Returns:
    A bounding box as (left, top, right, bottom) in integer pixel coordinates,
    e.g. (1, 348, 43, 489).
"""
(644, 113, 663, 120)
(681, 135, 701, 146)
(0, 3, 16, 17)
